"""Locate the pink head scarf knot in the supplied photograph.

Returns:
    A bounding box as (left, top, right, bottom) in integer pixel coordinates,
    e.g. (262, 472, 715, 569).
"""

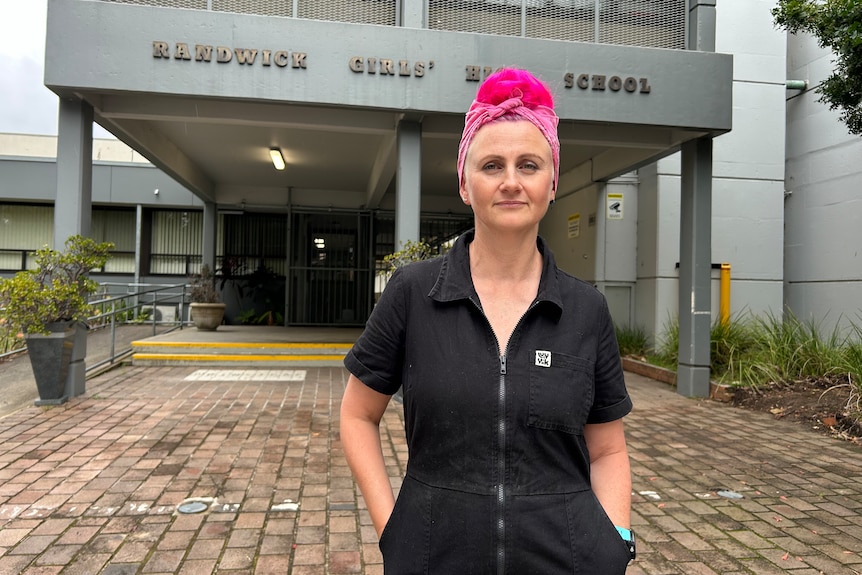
(457, 79, 560, 192)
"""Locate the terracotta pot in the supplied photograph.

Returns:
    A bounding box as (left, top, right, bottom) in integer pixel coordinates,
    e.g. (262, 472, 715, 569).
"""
(190, 303, 226, 331)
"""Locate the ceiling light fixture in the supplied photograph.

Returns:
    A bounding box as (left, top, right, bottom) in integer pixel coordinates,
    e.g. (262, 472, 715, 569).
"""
(269, 147, 286, 171)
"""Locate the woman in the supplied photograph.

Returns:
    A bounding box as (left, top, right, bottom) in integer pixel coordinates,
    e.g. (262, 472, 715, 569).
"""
(341, 68, 634, 574)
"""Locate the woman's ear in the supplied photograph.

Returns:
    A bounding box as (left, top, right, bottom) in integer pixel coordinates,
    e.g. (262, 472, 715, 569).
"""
(459, 183, 471, 206)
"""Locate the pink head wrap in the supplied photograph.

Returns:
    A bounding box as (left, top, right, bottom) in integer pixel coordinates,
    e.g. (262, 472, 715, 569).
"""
(457, 69, 560, 192)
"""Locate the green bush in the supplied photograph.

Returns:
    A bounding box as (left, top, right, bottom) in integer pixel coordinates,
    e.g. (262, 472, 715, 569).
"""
(0, 236, 113, 335)
(614, 323, 649, 357)
(382, 240, 437, 271)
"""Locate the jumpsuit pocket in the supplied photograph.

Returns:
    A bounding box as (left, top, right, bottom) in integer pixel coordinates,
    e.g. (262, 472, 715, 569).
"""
(565, 490, 632, 574)
(378, 477, 430, 574)
(527, 351, 594, 435)
(379, 477, 495, 575)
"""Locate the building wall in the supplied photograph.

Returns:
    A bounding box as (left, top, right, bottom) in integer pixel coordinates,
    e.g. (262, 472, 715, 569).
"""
(0, 136, 202, 210)
(542, 184, 599, 284)
(635, 0, 787, 344)
(784, 34, 862, 335)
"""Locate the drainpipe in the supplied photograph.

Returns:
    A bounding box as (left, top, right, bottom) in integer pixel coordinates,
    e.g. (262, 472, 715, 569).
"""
(719, 263, 731, 326)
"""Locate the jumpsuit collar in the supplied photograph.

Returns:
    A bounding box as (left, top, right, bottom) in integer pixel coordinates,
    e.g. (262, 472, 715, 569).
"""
(427, 229, 564, 318)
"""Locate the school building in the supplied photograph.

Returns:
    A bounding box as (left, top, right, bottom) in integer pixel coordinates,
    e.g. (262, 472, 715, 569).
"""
(1, 0, 860, 396)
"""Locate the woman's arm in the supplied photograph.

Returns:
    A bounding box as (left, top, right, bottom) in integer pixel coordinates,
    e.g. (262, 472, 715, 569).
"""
(584, 419, 632, 528)
(340, 373, 396, 537)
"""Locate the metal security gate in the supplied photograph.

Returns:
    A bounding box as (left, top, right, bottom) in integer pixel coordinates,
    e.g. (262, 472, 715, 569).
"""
(286, 209, 473, 326)
(287, 209, 373, 326)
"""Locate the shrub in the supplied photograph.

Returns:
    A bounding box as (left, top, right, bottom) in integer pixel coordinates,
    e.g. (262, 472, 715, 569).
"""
(0, 235, 113, 335)
(188, 264, 221, 304)
(615, 323, 649, 357)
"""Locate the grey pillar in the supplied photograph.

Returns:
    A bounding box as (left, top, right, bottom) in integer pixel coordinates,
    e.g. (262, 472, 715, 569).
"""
(395, 120, 421, 249)
(54, 97, 94, 399)
(202, 201, 217, 271)
(677, 137, 713, 398)
(687, 0, 717, 52)
(54, 98, 94, 245)
(400, 0, 425, 28)
(676, 0, 717, 398)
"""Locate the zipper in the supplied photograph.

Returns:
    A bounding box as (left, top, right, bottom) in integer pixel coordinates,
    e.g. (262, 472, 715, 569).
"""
(496, 354, 507, 575)
(470, 296, 541, 575)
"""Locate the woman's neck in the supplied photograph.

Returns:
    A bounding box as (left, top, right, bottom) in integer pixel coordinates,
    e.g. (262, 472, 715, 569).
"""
(468, 226, 541, 283)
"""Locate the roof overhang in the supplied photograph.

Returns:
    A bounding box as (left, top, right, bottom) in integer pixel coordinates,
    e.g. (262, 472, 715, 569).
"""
(44, 0, 732, 213)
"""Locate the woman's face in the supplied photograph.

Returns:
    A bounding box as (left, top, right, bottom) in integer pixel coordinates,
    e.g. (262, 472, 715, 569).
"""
(460, 119, 555, 234)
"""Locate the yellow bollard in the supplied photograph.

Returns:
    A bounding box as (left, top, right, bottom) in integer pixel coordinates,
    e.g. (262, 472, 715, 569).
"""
(720, 263, 731, 325)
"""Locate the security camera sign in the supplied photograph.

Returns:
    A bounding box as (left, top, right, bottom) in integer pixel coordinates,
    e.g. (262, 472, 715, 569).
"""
(607, 193, 624, 220)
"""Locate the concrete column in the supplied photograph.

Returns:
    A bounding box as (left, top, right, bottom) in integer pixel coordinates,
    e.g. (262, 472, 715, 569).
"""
(54, 97, 94, 399)
(202, 201, 217, 271)
(400, 0, 425, 28)
(54, 98, 94, 245)
(395, 120, 421, 249)
(687, 0, 716, 52)
(676, 0, 718, 398)
(677, 137, 713, 398)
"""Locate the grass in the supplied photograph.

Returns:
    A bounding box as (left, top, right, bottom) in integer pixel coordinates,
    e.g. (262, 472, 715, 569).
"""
(614, 323, 649, 357)
(649, 311, 862, 394)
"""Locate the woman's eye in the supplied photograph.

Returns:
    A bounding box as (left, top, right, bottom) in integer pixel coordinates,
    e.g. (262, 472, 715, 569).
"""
(521, 162, 539, 171)
(482, 162, 499, 171)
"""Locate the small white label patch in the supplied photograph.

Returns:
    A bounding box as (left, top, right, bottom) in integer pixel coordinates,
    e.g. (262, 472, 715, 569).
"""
(535, 350, 552, 368)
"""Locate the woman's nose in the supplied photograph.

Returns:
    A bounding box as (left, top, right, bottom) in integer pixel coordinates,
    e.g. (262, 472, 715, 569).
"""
(500, 166, 522, 192)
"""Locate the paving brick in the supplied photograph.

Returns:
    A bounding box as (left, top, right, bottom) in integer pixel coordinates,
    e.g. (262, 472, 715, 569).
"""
(0, 528, 32, 547)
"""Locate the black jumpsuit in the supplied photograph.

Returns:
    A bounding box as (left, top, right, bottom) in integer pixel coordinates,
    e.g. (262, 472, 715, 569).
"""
(345, 230, 633, 574)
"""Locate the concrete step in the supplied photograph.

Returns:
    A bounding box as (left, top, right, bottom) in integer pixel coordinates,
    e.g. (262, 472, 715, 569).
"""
(131, 340, 352, 367)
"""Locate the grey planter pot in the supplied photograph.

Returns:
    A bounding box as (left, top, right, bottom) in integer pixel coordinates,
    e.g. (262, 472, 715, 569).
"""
(190, 303, 226, 331)
(26, 321, 77, 406)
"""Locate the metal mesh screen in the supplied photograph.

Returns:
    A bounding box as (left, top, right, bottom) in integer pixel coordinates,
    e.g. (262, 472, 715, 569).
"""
(213, 0, 292, 17)
(98, 0, 396, 24)
(429, 1, 526, 36)
(430, 0, 686, 49)
(102, 0, 207, 9)
(297, 0, 396, 25)
(98, 0, 684, 47)
(603, 0, 685, 49)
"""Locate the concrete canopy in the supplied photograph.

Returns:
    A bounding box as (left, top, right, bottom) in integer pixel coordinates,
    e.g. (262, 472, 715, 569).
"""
(44, 0, 732, 212)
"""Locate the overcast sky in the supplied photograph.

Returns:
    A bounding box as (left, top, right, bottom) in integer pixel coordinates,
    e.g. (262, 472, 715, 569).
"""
(0, 0, 112, 138)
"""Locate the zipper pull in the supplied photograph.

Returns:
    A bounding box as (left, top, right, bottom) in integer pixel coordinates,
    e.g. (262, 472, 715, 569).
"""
(500, 355, 507, 375)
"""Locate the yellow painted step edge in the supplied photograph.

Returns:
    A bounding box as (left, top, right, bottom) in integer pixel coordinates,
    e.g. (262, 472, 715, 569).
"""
(133, 353, 345, 362)
(131, 341, 353, 349)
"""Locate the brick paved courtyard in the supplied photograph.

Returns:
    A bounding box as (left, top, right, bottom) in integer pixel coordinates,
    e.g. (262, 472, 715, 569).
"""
(0, 365, 860, 574)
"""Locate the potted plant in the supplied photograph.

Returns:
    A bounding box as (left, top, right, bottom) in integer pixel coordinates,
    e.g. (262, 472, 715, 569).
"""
(188, 264, 225, 330)
(0, 235, 113, 405)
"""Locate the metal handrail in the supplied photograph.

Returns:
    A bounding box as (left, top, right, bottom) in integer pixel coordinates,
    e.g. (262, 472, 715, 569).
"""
(0, 282, 190, 369)
(86, 282, 189, 371)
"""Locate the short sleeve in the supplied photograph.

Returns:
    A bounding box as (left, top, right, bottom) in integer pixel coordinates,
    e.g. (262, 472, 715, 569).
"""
(343, 268, 408, 395)
(586, 297, 632, 424)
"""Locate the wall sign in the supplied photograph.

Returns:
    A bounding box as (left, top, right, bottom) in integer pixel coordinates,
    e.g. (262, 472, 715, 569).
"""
(607, 193, 624, 220)
(153, 42, 307, 68)
(151, 43, 654, 94)
(568, 213, 581, 238)
(564, 73, 651, 93)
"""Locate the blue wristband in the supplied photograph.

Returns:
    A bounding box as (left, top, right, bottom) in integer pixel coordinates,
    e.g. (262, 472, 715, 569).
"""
(615, 526, 632, 540)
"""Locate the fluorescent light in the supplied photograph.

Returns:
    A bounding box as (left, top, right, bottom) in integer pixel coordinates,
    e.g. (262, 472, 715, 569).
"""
(269, 147, 286, 170)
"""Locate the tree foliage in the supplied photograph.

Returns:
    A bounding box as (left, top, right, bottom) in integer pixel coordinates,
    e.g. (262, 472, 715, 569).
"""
(382, 240, 437, 271)
(0, 235, 113, 335)
(772, 0, 862, 135)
